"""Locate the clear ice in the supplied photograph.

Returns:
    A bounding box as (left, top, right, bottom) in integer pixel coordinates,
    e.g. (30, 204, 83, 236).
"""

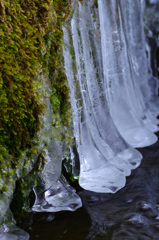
(32, 174, 82, 212)
(98, 0, 158, 147)
(119, 0, 159, 131)
(32, 92, 82, 212)
(63, 0, 143, 193)
(0, 227, 29, 240)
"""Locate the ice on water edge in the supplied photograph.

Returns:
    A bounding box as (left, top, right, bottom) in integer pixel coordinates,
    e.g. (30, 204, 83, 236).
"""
(32, 137, 82, 212)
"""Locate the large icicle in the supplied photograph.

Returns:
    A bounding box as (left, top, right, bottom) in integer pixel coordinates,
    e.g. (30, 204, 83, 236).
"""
(32, 139, 82, 212)
(98, 0, 157, 148)
(63, 0, 142, 193)
(32, 74, 82, 212)
(119, 0, 159, 131)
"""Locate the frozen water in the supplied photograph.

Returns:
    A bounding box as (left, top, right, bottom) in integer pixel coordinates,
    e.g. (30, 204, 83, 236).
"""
(63, 0, 142, 193)
(32, 99, 82, 212)
(98, 0, 158, 147)
(32, 136, 82, 212)
(122, 0, 159, 118)
(0, 227, 29, 240)
(119, 0, 159, 130)
(78, 121, 141, 193)
(32, 175, 82, 212)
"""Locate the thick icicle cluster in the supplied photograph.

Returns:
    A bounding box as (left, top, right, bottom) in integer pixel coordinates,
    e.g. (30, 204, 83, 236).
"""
(63, 0, 159, 193)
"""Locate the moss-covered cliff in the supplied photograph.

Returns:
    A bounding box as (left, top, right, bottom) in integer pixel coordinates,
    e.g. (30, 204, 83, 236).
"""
(0, 0, 73, 224)
(0, 0, 71, 184)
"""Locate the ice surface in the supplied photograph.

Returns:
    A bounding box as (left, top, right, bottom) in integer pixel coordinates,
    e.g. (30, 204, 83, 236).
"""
(0, 227, 29, 240)
(98, 0, 158, 147)
(32, 102, 82, 212)
(122, 0, 159, 118)
(32, 175, 82, 212)
(119, 0, 159, 129)
(63, 0, 142, 193)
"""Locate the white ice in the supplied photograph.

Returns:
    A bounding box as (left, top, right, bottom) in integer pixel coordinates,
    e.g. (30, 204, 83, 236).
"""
(119, 0, 159, 129)
(32, 174, 82, 212)
(63, 0, 142, 193)
(32, 100, 82, 212)
(98, 0, 158, 148)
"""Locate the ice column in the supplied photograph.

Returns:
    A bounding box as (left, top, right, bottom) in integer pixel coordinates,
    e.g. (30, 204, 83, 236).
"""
(119, 0, 159, 130)
(63, 0, 142, 193)
(32, 75, 82, 212)
(98, 0, 157, 148)
(32, 138, 82, 212)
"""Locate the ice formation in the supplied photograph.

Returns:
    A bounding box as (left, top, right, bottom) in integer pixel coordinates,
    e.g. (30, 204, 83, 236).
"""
(32, 173, 82, 212)
(119, 0, 159, 130)
(32, 85, 82, 212)
(0, 227, 29, 240)
(1, 1, 159, 240)
(63, 0, 145, 193)
(32, 132, 82, 212)
(98, 0, 158, 147)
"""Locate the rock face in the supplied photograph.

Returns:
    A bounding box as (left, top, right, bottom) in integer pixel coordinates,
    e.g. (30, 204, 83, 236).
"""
(0, 0, 81, 238)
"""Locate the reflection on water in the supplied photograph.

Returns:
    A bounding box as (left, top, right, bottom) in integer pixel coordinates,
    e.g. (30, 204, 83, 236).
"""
(19, 133, 159, 240)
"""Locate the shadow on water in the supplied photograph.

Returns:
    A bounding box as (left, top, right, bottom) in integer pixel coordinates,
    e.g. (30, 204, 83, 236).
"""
(18, 132, 159, 240)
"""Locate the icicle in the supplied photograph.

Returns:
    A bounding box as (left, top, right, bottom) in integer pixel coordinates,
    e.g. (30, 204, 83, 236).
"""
(32, 174, 82, 212)
(32, 76, 82, 212)
(32, 132, 82, 212)
(63, 0, 142, 193)
(119, 0, 159, 131)
(98, 0, 157, 148)
(121, 0, 159, 118)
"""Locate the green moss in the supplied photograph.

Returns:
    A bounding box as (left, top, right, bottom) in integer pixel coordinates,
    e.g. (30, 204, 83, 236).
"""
(0, 0, 52, 171)
(0, 0, 75, 220)
(0, 0, 74, 220)
(49, 1, 72, 123)
(48, 0, 73, 152)
(0, 0, 72, 180)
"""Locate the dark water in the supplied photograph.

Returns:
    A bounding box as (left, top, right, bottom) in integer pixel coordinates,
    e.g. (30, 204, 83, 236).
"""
(18, 132, 159, 240)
